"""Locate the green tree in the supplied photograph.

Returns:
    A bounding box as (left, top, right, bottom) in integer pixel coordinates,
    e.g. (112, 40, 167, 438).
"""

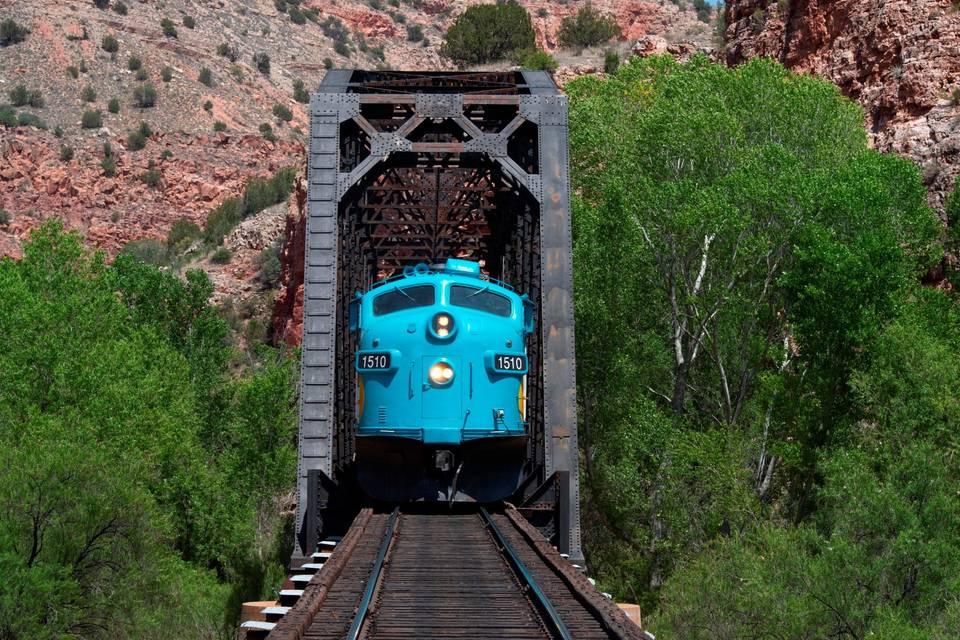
(557, 4, 620, 49)
(440, 1, 535, 66)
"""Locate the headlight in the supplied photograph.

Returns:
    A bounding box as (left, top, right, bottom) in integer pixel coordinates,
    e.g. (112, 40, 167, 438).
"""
(428, 361, 454, 385)
(431, 312, 454, 339)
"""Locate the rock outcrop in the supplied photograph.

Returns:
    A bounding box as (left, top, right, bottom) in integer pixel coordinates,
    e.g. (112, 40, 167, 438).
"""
(723, 0, 960, 213)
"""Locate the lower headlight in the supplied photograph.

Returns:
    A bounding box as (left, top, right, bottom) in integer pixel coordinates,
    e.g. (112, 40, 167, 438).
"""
(428, 361, 454, 385)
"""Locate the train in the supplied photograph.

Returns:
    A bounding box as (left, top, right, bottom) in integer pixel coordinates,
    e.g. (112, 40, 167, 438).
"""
(350, 258, 533, 503)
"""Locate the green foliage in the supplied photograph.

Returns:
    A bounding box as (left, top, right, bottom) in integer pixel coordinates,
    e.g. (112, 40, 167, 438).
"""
(12, 112, 45, 129)
(217, 42, 238, 62)
(81, 85, 96, 102)
(203, 99, 213, 112)
(203, 167, 296, 245)
(127, 121, 151, 150)
(108, 97, 120, 113)
(54, 125, 63, 138)
(127, 55, 142, 70)
(557, 4, 620, 49)
(692, 0, 712, 23)
(259, 122, 278, 142)
(567, 55, 942, 614)
(161, 66, 173, 82)
(256, 235, 284, 286)
(199, 66, 213, 87)
(0, 223, 298, 637)
(389, 11, 406, 23)
(440, 1, 535, 66)
(0, 209, 8, 225)
(160, 17, 178, 38)
(101, 34, 119, 52)
(272, 103, 293, 122)
(334, 41, 350, 57)
(135, 67, 148, 81)
(603, 49, 619, 74)
(516, 48, 558, 71)
(406, 24, 424, 42)
(211, 247, 232, 264)
(166, 218, 201, 254)
(113, 0, 128, 15)
(253, 52, 271, 75)
(0, 106, 16, 128)
(0, 19, 30, 46)
(213, 120, 227, 132)
(323, 57, 334, 70)
(59, 146, 74, 162)
(293, 79, 310, 103)
(139, 169, 162, 188)
(133, 82, 157, 108)
(289, 7, 306, 24)
(93, 0, 109, 7)
(101, 156, 116, 177)
(81, 109, 102, 128)
(183, 14, 195, 29)
(66, 65, 79, 79)
(9, 84, 43, 108)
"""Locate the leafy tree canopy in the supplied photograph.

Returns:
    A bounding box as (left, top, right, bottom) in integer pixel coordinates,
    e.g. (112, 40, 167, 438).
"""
(440, 1, 535, 67)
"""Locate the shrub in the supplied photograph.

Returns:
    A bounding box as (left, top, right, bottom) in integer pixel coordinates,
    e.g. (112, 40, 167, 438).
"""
(537, 7, 549, 18)
(203, 100, 213, 112)
(0, 209, 9, 225)
(334, 41, 350, 57)
(127, 55, 142, 71)
(203, 167, 296, 244)
(951, 87, 960, 106)
(81, 109, 103, 128)
(93, 0, 109, 8)
(107, 97, 121, 113)
(111, 210, 121, 222)
(10, 85, 44, 108)
(440, 1, 535, 66)
(320, 16, 349, 43)
(557, 5, 620, 48)
(127, 122, 151, 150)
(389, 11, 406, 23)
(211, 247, 232, 264)
(229, 65, 244, 82)
(140, 169, 162, 188)
(0, 106, 17, 128)
(161, 66, 173, 82)
(133, 83, 157, 108)
(67, 65, 79, 79)
(81, 85, 97, 102)
(15, 112, 46, 129)
(692, 0, 712, 23)
(289, 7, 306, 24)
(272, 103, 293, 122)
(0, 19, 31, 46)
(292, 79, 310, 103)
(102, 34, 119, 52)
(603, 49, 619, 74)
(60, 146, 74, 161)
(198, 67, 213, 87)
(256, 237, 284, 285)
(113, 1, 128, 15)
(216, 42, 238, 62)
(253, 52, 271, 75)
(259, 122, 278, 142)
(135, 68, 148, 81)
(161, 149, 173, 159)
(101, 156, 116, 176)
(323, 57, 334, 69)
(368, 0, 384, 10)
(203, 198, 242, 245)
(53, 125, 63, 138)
(183, 15, 195, 29)
(274, 0, 287, 12)
(160, 18, 177, 38)
(213, 120, 227, 132)
(79, 59, 88, 73)
(406, 24, 424, 42)
(122, 238, 167, 264)
(103, 142, 113, 158)
(370, 45, 385, 61)
(517, 48, 558, 72)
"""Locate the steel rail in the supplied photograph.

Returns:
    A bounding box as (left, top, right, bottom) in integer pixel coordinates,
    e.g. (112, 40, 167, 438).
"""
(346, 507, 399, 640)
(479, 507, 574, 640)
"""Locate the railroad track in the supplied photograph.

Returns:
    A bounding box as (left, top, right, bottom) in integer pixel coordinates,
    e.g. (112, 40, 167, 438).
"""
(257, 506, 646, 640)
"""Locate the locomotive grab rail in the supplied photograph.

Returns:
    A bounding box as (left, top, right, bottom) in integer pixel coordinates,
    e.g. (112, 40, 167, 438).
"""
(346, 507, 399, 640)
(480, 507, 574, 640)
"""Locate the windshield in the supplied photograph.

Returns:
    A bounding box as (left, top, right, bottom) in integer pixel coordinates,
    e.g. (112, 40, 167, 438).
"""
(373, 285, 435, 316)
(449, 284, 512, 317)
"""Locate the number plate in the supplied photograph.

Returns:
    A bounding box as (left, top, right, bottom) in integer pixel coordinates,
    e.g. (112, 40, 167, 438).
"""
(358, 352, 391, 370)
(493, 354, 527, 372)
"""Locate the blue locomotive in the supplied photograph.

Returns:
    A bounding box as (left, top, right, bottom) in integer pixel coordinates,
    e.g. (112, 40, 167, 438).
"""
(350, 259, 533, 502)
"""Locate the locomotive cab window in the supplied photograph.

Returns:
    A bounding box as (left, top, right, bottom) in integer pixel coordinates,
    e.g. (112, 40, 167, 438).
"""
(373, 285, 435, 316)
(449, 285, 512, 317)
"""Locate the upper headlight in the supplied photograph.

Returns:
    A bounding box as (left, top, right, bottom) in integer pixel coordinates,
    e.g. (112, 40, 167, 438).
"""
(431, 312, 455, 339)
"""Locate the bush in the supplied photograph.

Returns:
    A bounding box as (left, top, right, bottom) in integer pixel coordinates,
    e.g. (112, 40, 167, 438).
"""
(274, 0, 287, 12)
(272, 103, 293, 122)
(127, 122, 151, 150)
(292, 79, 310, 103)
(603, 49, 619, 74)
(161, 149, 173, 159)
(15, 112, 46, 129)
(557, 5, 620, 48)
(160, 18, 177, 38)
(121, 237, 168, 264)
(230, 65, 244, 82)
(440, 1, 535, 66)
(211, 247, 232, 264)
(0, 106, 17, 128)
(101, 156, 116, 176)
(198, 67, 213, 87)
(140, 169, 162, 188)
(203, 100, 213, 112)
(103, 142, 113, 158)
(216, 43, 238, 62)
(213, 120, 227, 132)
(133, 83, 157, 108)
(334, 41, 349, 57)
(406, 24, 424, 42)
(203, 168, 296, 244)
(135, 67, 148, 81)
(259, 122, 278, 142)
(320, 16, 349, 43)
(81, 85, 97, 102)
(102, 34, 119, 52)
(9, 85, 44, 108)
(67, 65, 79, 79)
(692, 0, 712, 23)
(79, 59, 88, 73)
(161, 66, 173, 82)
(183, 15, 195, 29)
(289, 7, 306, 24)
(323, 57, 334, 70)
(113, 1, 128, 15)
(256, 236, 284, 285)
(128, 55, 142, 71)
(53, 125, 63, 138)
(93, 0, 109, 8)
(0, 19, 31, 46)
(0, 209, 9, 225)
(60, 146, 74, 162)
(517, 48, 558, 72)
(389, 11, 406, 23)
(253, 52, 271, 75)
(81, 109, 102, 128)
